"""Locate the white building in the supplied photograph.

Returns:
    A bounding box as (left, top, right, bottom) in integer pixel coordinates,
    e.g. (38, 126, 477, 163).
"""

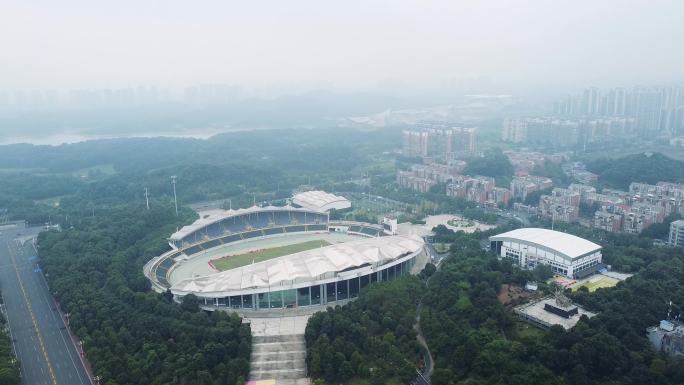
(291, 190, 351, 212)
(647, 320, 684, 357)
(489, 228, 602, 278)
(144, 206, 425, 312)
(168, 234, 424, 309)
(669, 220, 684, 247)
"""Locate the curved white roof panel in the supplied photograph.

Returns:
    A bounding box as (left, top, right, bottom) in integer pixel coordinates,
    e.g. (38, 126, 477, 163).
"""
(170, 234, 424, 295)
(170, 205, 325, 241)
(292, 191, 351, 212)
(489, 228, 601, 260)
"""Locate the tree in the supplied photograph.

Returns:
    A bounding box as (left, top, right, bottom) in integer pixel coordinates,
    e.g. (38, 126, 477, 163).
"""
(305, 277, 424, 383)
(533, 264, 554, 281)
(464, 149, 514, 180)
(586, 152, 684, 189)
(419, 263, 437, 279)
(180, 294, 200, 312)
(37, 203, 252, 385)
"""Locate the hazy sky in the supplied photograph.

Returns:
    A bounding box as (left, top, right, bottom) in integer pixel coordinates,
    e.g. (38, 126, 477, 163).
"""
(1, 0, 683, 92)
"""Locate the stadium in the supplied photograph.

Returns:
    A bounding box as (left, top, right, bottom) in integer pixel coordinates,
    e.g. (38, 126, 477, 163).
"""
(144, 204, 426, 311)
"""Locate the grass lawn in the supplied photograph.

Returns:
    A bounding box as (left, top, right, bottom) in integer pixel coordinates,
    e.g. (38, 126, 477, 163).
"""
(433, 243, 450, 253)
(349, 377, 401, 385)
(211, 239, 331, 271)
(447, 219, 475, 227)
(512, 321, 545, 340)
(34, 195, 69, 207)
(73, 163, 117, 179)
(572, 276, 619, 292)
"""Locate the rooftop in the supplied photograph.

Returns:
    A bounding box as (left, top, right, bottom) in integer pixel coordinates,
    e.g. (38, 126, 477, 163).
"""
(291, 190, 350, 211)
(490, 228, 601, 260)
(516, 297, 597, 330)
(170, 234, 424, 295)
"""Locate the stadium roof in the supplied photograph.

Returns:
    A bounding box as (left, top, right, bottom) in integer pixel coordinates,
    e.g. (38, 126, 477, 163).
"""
(489, 228, 601, 260)
(291, 190, 351, 212)
(170, 234, 424, 295)
(170, 205, 325, 241)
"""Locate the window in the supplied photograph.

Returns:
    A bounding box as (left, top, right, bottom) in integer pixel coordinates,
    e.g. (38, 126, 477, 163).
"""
(360, 274, 370, 289)
(388, 265, 396, 280)
(337, 279, 348, 300)
(382, 268, 388, 282)
(217, 297, 227, 306)
(370, 272, 378, 283)
(230, 295, 242, 309)
(311, 285, 321, 305)
(242, 294, 253, 309)
(269, 291, 283, 308)
(326, 282, 336, 303)
(349, 277, 359, 298)
(283, 289, 296, 308)
(297, 287, 310, 306)
(258, 293, 269, 309)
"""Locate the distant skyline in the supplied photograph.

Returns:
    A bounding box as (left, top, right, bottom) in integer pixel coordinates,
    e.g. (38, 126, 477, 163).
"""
(1, 0, 683, 94)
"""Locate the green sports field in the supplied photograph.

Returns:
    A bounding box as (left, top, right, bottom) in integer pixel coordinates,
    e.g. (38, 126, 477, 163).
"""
(572, 276, 619, 292)
(211, 239, 332, 271)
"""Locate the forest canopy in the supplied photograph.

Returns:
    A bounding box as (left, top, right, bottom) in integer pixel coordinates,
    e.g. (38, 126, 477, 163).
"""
(586, 152, 684, 189)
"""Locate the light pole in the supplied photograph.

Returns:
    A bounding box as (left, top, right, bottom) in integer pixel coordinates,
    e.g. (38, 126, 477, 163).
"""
(144, 188, 150, 211)
(171, 176, 178, 216)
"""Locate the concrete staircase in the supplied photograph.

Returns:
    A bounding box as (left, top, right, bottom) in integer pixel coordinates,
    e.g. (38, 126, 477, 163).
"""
(249, 334, 308, 381)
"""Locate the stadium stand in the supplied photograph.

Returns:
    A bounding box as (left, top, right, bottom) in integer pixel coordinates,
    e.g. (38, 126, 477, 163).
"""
(306, 224, 327, 232)
(344, 224, 385, 238)
(263, 227, 285, 236)
(285, 225, 306, 233)
(155, 255, 178, 287)
(155, 209, 332, 284)
(171, 207, 328, 248)
(146, 208, 394, 293)
(360, 226, 383, 237)
(183, 244, 203, 256)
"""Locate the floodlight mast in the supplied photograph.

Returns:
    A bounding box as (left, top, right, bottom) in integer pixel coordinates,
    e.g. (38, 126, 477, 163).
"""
(144, 188, 150, 211)
(171, 176, 178, 216)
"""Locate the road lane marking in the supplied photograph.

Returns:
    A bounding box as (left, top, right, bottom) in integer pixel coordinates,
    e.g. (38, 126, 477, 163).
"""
(8, 244, 58, 385)
(30, 245, 91, 385)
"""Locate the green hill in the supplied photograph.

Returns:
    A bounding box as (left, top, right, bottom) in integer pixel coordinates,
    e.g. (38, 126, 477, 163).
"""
(586, 152, 684, 189)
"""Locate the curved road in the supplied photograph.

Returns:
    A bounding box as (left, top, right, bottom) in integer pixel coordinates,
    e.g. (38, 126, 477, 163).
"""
(413, 302, 433, 384)
(412, 246, 438, 385)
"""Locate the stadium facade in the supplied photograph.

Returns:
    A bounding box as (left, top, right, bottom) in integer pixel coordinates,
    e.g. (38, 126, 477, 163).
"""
(144, 205, 425, 311)
(489, 228, 602, 278)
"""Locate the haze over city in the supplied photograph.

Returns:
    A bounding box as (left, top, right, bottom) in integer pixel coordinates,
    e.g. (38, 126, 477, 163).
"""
(2, 0, 683, 93)
(1, 2, 684, 385)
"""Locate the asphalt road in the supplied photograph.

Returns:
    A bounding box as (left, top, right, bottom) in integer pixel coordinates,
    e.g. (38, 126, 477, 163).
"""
(413, 302, 433, 385)
(0, 226, 92, 385)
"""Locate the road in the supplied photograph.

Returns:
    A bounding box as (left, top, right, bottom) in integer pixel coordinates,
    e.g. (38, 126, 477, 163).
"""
(0, 227, 92, 385)
(413, 302, 433, 385)
(411, 243, 448, 385)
